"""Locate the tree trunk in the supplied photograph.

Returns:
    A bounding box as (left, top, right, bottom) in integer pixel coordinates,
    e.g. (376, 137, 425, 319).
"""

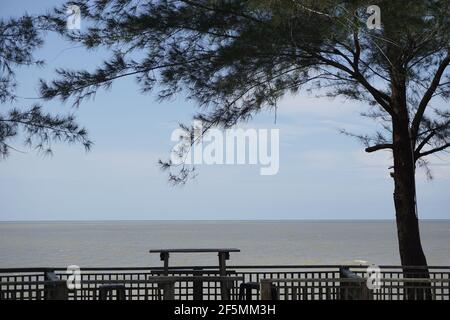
(391, 105, 431, 299)
(392, 123, 427, 266)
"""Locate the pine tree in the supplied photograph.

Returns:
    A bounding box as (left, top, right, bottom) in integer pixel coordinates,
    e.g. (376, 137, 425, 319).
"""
(0, 15, 91, 158)
(40, 0, 450, 291)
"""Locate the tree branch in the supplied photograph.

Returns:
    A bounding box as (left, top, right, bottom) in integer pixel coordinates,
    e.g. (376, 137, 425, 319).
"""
(418, 142, 450, 159)
(411, 51, 450, 138)
(365, 144, 393, 153)
(312, 53, 393, 114)
(415, 130, 436, 156)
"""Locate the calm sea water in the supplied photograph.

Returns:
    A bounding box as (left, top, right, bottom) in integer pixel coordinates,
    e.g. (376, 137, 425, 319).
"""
(0, 220, 449, 268)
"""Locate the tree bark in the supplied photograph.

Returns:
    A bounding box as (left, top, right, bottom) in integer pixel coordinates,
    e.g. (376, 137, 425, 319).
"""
(392, 122, 427, 266)
(391, 87, 431, 299)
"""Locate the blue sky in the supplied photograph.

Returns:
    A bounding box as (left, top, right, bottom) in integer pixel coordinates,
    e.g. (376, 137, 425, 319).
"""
(1, 0, 449, 220)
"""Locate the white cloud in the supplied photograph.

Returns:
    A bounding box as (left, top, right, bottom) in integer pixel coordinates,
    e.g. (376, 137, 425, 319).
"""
(354, 149, 393, 168)
(297, 150, 347, 168)
(417, 154, 450, 181)
(277, 93, 362, 118)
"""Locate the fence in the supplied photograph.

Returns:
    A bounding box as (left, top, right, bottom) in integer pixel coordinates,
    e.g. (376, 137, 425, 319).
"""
(260, 277, 450, 300)
(0, 265, 449, 300)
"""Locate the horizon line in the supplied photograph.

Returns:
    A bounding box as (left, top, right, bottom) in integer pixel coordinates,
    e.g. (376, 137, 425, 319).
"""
(1, 218, 449, 223)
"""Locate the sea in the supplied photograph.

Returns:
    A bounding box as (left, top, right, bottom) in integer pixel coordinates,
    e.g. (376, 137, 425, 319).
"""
(0, 220, 449, 268)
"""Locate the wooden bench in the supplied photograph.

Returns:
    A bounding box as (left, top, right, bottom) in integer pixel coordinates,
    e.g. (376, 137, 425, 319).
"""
(149, 248, 240, 299)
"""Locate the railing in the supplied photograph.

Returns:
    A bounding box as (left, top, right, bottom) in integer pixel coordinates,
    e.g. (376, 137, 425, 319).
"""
(0, 265, 449, 300)
(0, 278, 177, 300)
(232, 265, 450, 300)
(260, 277, 450, 300)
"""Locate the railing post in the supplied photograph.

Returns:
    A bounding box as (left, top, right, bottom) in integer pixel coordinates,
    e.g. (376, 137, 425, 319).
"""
(44, 270, 68, 300)
(160, 252, 170, 276)
(260, 280, 273, 300)
(218, 252, 230, 300)
(448, 277, 450, 300)
(339, 267, 373, 300)
(192, 268, 203, 300)
(160, 281, 175, 300)
(45, 281, 69, 300)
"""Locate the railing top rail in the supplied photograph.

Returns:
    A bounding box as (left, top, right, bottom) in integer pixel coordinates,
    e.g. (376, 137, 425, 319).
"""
(228, 265, 450, 270)
(0, 275, 244, 286)
(261, 278, 450, 283)
(0, 265, 449, 273)
(0, 276, 244, 285)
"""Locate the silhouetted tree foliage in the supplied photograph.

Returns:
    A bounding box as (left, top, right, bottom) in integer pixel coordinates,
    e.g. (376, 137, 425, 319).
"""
(40, 0, 449, 277)
(0, 15, 91, 158)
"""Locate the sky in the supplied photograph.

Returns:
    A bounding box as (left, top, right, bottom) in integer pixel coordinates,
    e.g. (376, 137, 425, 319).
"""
(1, 0, 449, 221)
